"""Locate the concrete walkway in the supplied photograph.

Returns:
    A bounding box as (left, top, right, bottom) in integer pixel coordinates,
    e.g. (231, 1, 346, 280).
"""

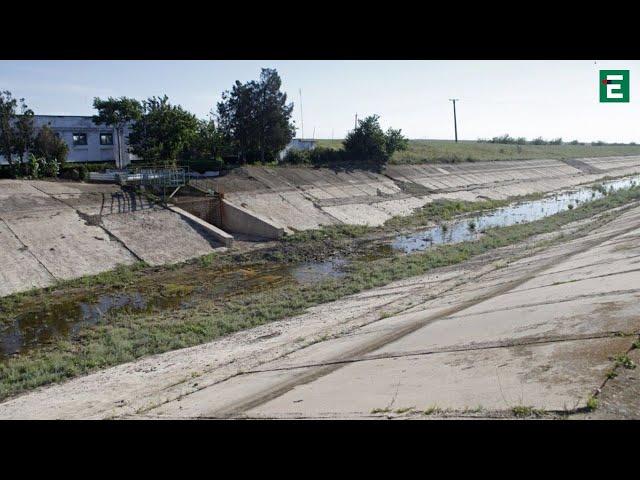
(2, 200, 639, 419)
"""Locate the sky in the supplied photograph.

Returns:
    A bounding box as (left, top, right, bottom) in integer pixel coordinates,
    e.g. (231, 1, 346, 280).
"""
(0, 60, 638, 142)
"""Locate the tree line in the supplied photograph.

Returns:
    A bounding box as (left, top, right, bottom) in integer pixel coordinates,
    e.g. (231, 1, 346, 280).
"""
(477, 134, 638, 147)
(92, 68, 298, 168)
(1, 68, 408, 177)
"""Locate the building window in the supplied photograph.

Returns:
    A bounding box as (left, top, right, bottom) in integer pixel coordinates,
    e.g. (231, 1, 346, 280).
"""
(73, 133, 87, 146)
(100, 133, 114, 145)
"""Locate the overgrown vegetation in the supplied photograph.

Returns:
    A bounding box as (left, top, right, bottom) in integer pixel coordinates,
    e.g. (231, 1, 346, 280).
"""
(1, 184, 640, 400)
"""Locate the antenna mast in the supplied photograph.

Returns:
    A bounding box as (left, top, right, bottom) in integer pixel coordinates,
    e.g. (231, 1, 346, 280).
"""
(299, 88, 304, 140)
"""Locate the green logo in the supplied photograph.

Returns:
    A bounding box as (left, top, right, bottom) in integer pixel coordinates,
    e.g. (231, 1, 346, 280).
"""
(600, 70, 629, 102)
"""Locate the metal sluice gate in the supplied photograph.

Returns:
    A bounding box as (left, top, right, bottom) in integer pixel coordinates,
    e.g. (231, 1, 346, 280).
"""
(116, 166, 187, 201)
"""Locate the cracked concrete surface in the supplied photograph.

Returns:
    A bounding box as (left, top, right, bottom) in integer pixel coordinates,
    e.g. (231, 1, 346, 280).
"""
(2, 198, 639, 419)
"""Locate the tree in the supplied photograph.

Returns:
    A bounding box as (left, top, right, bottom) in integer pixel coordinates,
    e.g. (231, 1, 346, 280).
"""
(32, 125, 69, 165)
(0, 91, 18, 169)
(217, 68, 295, 163)
(12, 101, 34, 164)
(0, 91, 35, 173)
(128, 95, 199, 165)
(182, 115, 229, 163)
(343, 115, 408, 167)
(92, 97, 143, 168)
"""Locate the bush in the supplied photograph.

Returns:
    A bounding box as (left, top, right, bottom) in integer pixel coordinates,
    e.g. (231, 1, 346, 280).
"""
(79, 165, 89, 181)
(309, 147, 345, 165)
(32, 125, 69, 167)
(343, 115, 407, 166)
(282, 149, 310, 165)
(179, 157, 226, 173)
(27, 154, 40, 178)
(42, 158, 60, 178)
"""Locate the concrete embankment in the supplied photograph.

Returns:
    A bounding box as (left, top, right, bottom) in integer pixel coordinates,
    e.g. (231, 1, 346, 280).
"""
(0, 180, 227, 297)
(202, 156, 640, 233)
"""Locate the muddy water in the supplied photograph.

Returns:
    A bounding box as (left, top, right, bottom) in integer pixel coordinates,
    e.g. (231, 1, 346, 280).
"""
(393, 175, 640, 253)
(0, 260, 348, 358)
(0, 293, 187, 358)
(291, 258, 347, 284)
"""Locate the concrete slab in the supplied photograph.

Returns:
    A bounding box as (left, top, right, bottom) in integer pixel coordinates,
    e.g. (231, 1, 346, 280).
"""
(101, 207, 224, 266)
(248, 337, 629, 417)
(0, 220, 54, 296)
(4, 207, 136, 281)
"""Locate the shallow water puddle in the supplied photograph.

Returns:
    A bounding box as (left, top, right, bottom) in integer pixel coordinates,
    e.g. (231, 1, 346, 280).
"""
(393, 175, 640, 253)
(291, 258, 347, 284)
(0, 292, 187, 358)
(0, 261, 342, 357)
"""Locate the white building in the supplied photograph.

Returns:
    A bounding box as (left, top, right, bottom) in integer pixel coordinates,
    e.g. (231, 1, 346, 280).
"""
(0, 115, 137, 168)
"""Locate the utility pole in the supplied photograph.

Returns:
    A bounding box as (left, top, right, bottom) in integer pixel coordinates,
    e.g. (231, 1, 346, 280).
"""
(355, 113, 358, 129)
(449, 99, 459, 143)
(299, 89, 304, 139)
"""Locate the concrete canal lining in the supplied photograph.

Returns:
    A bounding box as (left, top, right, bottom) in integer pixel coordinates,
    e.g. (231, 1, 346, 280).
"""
(196, 156, 640, 232)
(0, 179, 228, 297)
(2, 155, 640, 297)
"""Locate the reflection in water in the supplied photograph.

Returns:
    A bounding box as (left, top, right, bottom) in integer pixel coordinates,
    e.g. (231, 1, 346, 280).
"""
(0, 293, 186, 358)
(291, 258, 347, 284)
(393, 175, 640, 253)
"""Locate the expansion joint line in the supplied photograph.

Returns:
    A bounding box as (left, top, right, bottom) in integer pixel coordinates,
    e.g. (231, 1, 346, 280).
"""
(30, 183, 145, 263)
(0, 217, 58, 281)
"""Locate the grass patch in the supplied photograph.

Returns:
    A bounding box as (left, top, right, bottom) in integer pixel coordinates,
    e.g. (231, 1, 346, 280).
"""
(512, 406, 547, 418)
(423, 405, 443, 415)
(586, 396, 599, 411)
(315, 139, 640, 165)
(384, 197, 511, 230)
(613, 354, 636, 370)
(394, 407, 414, 414)
(511, 406, 534, 417)
(371, 407, 391, 414)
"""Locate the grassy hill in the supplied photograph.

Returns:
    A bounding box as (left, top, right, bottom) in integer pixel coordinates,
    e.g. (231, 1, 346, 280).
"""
(315, 139, 640, 164)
